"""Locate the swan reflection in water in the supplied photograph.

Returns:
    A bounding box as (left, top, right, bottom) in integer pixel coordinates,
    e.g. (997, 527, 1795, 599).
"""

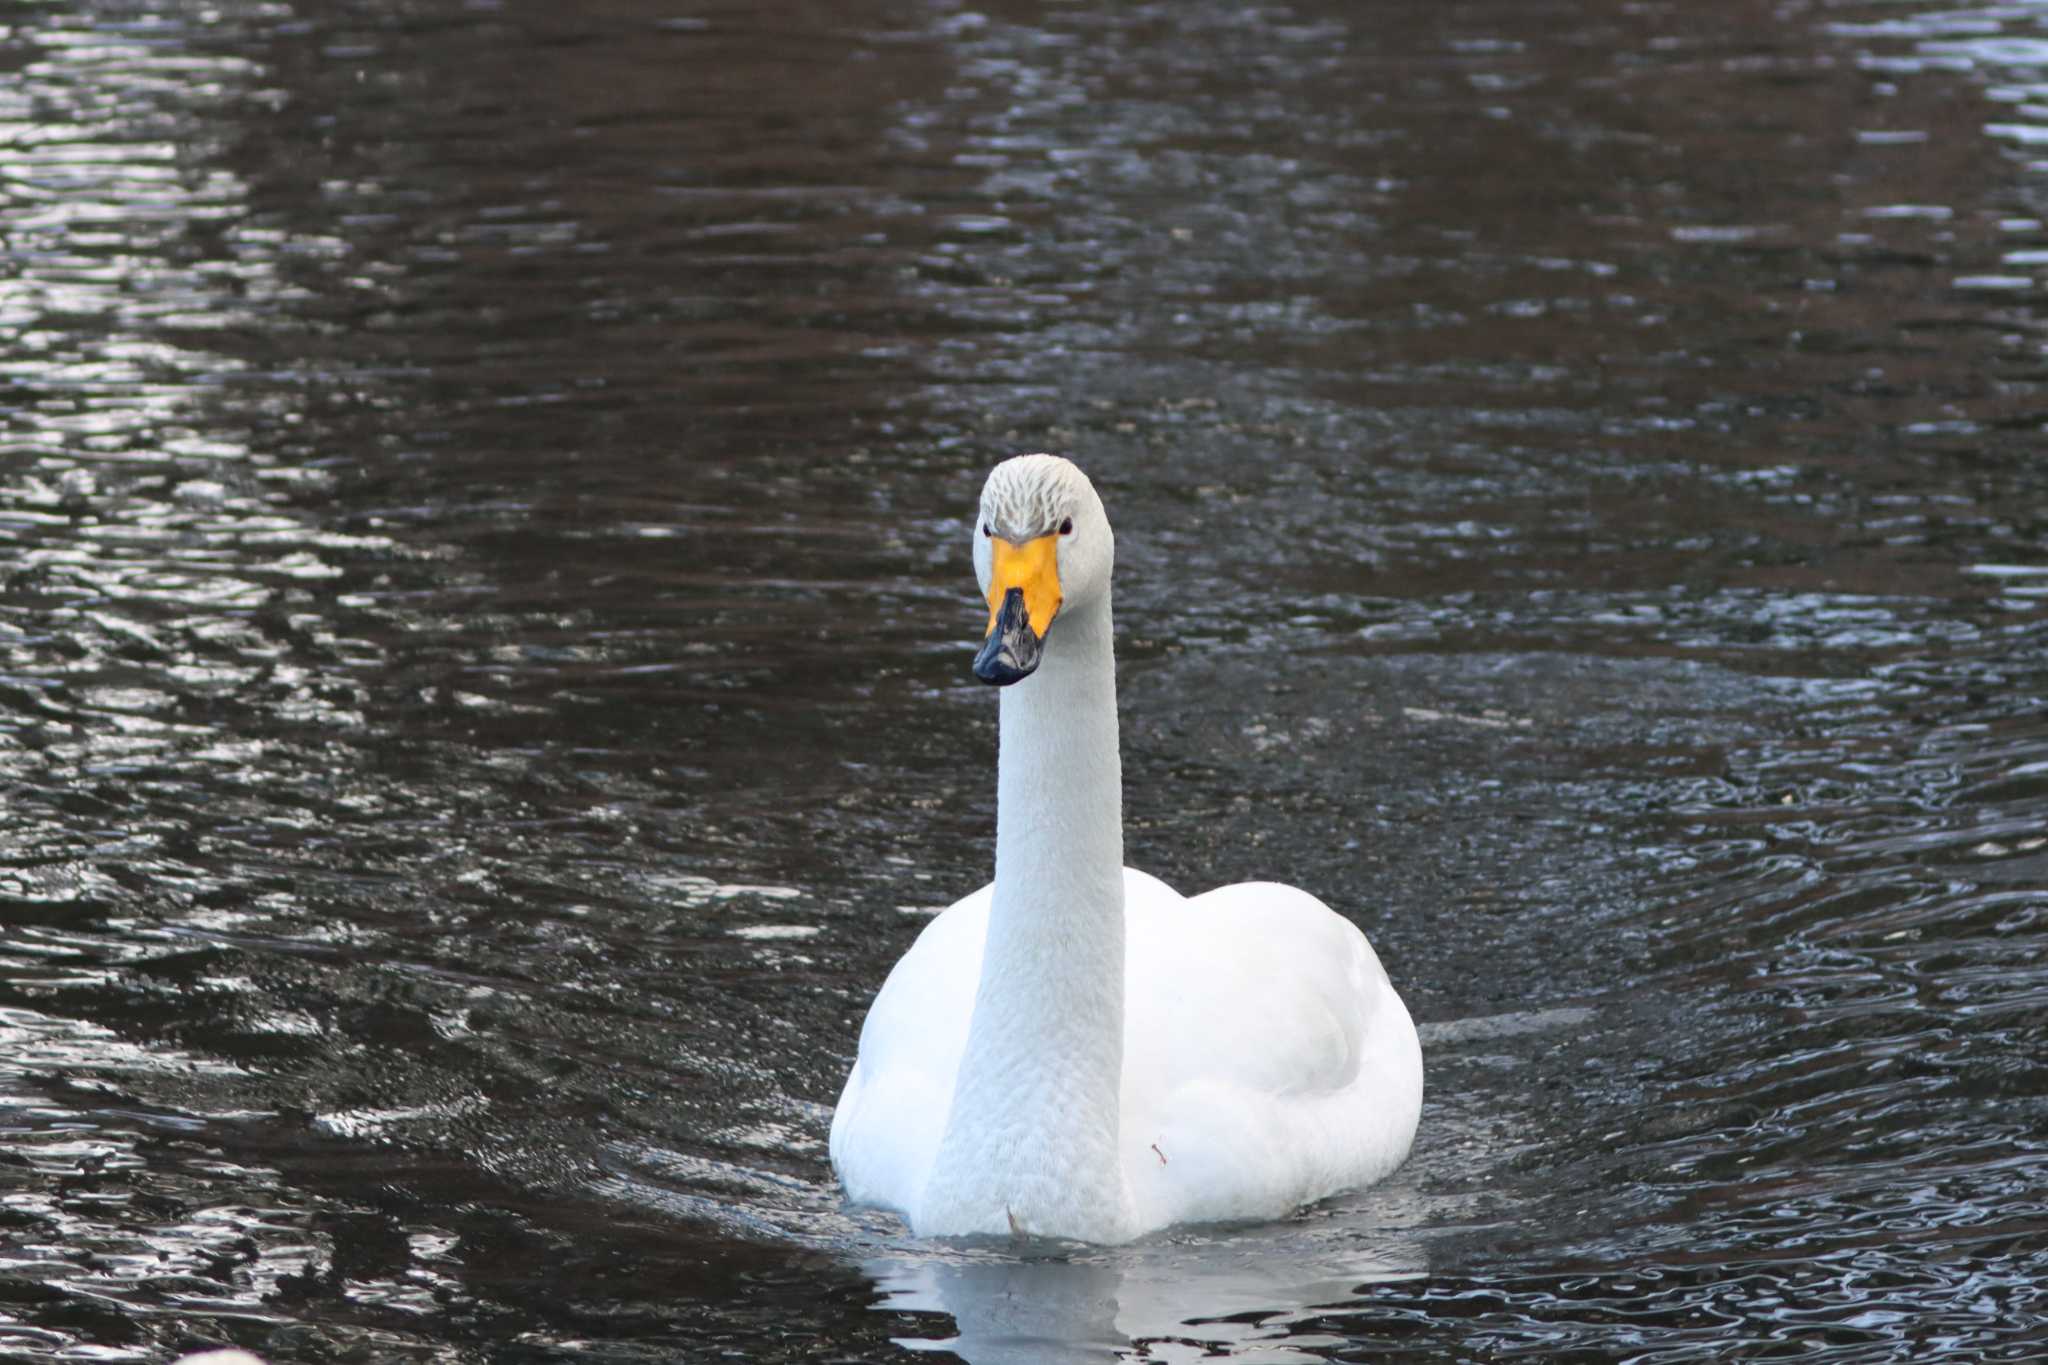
(863, 1219, 1425, 1364)
(599, 1149, 1429, 1363)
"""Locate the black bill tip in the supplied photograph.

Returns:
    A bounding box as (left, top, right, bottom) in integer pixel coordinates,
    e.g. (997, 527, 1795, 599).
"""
(973, 587, 1043, 685)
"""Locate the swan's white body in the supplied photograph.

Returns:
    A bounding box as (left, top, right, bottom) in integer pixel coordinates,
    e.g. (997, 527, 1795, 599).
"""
(829, 455, 1422, 1244)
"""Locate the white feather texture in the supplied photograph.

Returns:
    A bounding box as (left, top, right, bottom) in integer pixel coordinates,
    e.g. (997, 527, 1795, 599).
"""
(830, 454, 1422, 1244)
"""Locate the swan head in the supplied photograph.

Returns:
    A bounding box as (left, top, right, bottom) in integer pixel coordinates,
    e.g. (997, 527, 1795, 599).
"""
(971, 454, 1112, 686)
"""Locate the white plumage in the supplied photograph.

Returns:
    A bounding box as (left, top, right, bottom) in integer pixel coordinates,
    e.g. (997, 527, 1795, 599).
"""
(830, 455, 1422, 1243)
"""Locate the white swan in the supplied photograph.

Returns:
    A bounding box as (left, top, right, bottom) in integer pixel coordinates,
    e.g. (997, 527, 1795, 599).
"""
(829, 454, 1422, 1244)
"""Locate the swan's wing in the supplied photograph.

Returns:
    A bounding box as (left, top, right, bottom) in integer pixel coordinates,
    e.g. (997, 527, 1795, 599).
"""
(1121, 874, 1420, 1225)
(1124, 876, 1391, 1097)
(828, 883, 990, 1214)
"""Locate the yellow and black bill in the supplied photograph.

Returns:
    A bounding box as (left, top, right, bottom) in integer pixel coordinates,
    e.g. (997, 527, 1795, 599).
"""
(973, 534, 1061, 686)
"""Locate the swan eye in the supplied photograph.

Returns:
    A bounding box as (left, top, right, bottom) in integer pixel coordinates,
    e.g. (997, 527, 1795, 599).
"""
(982, 522, 992, 537)
(1059, 517, 1074, 536)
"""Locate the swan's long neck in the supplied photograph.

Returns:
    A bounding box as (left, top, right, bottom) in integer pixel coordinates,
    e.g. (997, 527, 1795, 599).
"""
(920, 594, 1132, 1240)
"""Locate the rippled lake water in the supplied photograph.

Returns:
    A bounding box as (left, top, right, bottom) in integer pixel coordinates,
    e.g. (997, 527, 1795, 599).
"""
(5, 0, 2047, 1359)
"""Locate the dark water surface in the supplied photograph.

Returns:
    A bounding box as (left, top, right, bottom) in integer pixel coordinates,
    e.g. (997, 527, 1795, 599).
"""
(5, 0, 2048, 1359)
